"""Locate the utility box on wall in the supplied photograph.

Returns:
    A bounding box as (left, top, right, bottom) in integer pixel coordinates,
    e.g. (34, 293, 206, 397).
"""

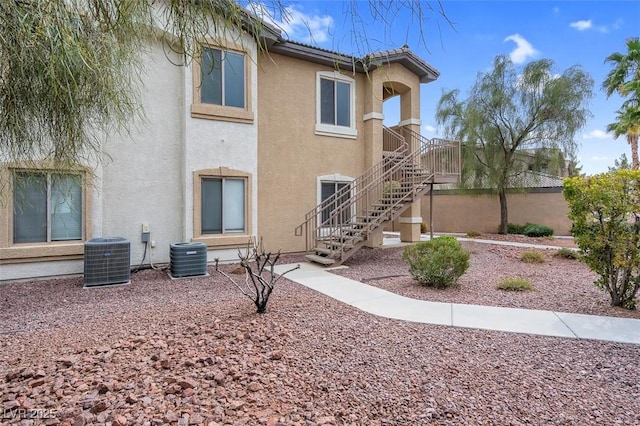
(169, 242, 208, 278)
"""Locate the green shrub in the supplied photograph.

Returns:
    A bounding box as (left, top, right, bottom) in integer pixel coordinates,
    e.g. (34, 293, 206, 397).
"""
(497, 277, 535, 291)
(507, 223, 526, 234)
(402, 236, 470, 288)
(521, 250, 545, 263)
(523, 223, 554, 237)
(466, 230, 482, 238)
(553, 248, 579, 260)
(564, 170, 640, 309)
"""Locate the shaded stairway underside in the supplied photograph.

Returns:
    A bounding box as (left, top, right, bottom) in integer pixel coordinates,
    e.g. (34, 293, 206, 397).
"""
(295, 126, 460, 266)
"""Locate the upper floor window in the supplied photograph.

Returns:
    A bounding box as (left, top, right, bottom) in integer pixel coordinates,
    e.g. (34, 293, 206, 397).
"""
(191, 44, 253, 123)
(315, 71, 357, 139)
(13, 172, 83, 243)
(200, 47, 245, 108)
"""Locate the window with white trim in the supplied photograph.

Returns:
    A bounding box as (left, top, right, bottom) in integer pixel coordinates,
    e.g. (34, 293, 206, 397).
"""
(315, 71, 357, 138)
(13, 172, 83, 243)
(321, 181, 350, 224)
(201, 177, 246, 234)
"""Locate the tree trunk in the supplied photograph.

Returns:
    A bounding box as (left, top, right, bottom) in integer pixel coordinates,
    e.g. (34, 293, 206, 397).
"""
(629, 133, 639, 169)
(499, 189, 508, 234)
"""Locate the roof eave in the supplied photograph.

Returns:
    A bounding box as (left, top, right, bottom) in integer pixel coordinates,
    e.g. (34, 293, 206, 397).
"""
(267, 41, 367, 73)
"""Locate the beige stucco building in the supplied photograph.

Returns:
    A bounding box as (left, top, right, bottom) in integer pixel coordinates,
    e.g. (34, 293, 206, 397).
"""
(1, 15, 461, 281)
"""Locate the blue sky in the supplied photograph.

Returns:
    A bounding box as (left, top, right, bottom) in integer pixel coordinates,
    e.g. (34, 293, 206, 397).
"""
(254, 0, 639, 175)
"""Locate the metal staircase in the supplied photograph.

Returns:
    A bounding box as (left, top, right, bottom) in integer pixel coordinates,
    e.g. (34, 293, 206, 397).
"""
(295, 126, 460, 266)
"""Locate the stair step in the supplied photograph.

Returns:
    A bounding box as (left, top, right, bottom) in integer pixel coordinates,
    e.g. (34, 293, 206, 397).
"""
(322, 241, 354, 250)
(313, 247, 334, 256)
(305, 254, 336, 265)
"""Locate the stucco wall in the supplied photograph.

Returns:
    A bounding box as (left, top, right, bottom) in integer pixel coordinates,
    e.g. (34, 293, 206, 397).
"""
(257, 53, 369, 253)
(414, 190, 573, 235)
(99, 41, 185, 268)
(1, 32, 260, 281)
(182, 36, 259, 263)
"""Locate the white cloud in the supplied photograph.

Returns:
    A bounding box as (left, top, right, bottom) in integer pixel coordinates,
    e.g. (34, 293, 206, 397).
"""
(570, 20, 592, 31)
(582, 129, 610, 140)
(570, 19, 621, 33)
(423, 124, 436, 134)
(503, 34, 538, 64)
(247, 2, 333, 44)
(591, 155, 609, 162)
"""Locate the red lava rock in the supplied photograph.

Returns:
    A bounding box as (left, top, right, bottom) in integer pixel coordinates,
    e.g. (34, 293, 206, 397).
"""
(215, 346, 226, 356)
(230, 400, 245, 410)
(57, 356, 78, 367)
(163, 411, 180, 422)
(89, 399, 110, 414)
(5, 371, 20, 381)
(2, 249, 640, 426)
(269, 351, 283, 360)
(30, 378, 46, 387)
(113, 415, 128, 426)
(177, 378, 198, 389)
(247, 382, 263, 392)
(165, 383, 181, 395)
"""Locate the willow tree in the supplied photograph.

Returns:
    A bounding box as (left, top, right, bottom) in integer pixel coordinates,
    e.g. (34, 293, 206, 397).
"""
(436, 55, 593, 234)
(0, 0, 449, 169)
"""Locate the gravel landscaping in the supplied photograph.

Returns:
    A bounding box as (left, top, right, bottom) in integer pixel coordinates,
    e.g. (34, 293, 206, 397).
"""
(334, 240, 640, 320)
(1, 242, 639, 425)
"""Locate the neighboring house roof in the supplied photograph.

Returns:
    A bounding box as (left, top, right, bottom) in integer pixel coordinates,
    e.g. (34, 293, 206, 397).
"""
(435, 171, 564, 191)
(266, 38, 439, 82)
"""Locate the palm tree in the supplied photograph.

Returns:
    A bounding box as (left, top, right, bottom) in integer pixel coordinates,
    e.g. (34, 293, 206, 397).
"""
(603, 38, 640, 168)
(607, 106, 640, 169)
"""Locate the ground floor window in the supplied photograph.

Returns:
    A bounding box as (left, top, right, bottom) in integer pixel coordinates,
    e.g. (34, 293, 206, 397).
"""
(13, 172, 83, 243)
(201, 177, 246, 234)
(321, 181, 351, 224)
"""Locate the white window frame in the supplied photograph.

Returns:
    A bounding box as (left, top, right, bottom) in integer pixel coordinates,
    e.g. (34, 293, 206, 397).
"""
(315, 71, 357, 139)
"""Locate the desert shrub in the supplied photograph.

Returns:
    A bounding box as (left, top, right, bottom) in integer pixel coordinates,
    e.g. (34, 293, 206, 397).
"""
(507, 223, 526, 234)
(402, 236, 470, 288)
(466, 230, 482, 238)
(497, 277, 535, 291)
(553, 248, 579, 260)
(420, 222, 428, 234)
(564, 170, 640, 309)
(523, 223, 554, 237)
(521, 250, 545, 263)
(382, 180, 401, 202)
(215, 239, 299, 313)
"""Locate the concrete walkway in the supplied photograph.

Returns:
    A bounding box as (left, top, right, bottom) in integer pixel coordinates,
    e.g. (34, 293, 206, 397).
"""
(275, 235, 640, 345)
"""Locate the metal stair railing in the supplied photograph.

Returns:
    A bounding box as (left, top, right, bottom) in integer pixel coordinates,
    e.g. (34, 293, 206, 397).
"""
(402, 128, 462, 177)
(294, 126, 406, 245)
(295, 128, 460, 264)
